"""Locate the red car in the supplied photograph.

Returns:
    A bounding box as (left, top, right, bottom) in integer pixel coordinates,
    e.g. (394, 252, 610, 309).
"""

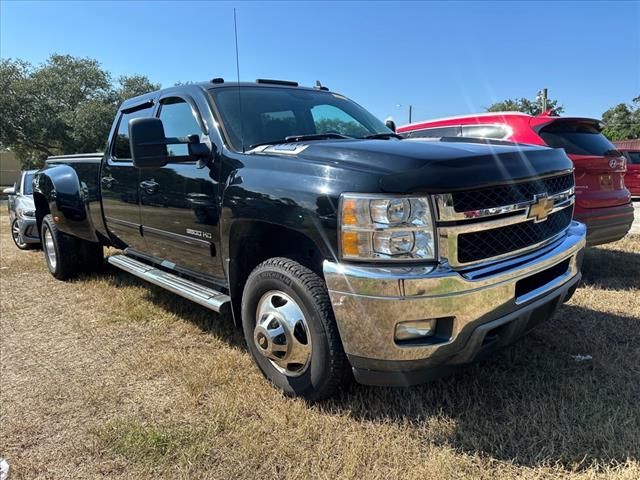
(614, 139, 640, 197)
(398, 112, 634, 246)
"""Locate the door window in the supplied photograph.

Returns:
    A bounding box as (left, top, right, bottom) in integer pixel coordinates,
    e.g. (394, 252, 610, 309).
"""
(113, 105, 155, 159)
(403, 126, 461, 138)
(159, 98, 203, 159)
(22, 172, 34, 195)
(461, 124, 511, 139)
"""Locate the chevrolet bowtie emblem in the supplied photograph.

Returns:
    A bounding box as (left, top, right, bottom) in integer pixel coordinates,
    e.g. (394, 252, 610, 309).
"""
(527, 194, 554, 222)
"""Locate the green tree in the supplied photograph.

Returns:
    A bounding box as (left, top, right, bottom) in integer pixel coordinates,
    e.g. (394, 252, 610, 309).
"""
(0, 54, 159, 169)
(486, 96, 564, 116)
(116, 75, 160, 104)
(315, 118, 368, 138)
(601, 96, 640, 141)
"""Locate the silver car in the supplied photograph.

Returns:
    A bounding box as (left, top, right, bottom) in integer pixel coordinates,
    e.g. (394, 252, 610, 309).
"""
(4, 170, 40, 250)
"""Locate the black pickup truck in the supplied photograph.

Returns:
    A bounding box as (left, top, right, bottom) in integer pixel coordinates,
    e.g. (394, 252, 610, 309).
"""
(33, 79, 586, 400)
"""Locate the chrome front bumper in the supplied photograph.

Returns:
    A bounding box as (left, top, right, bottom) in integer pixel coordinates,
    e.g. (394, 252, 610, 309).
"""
(323, 221, 586, 374)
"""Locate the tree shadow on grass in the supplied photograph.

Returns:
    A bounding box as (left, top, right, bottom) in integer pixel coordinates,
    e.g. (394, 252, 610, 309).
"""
(324, 304, 640, 470)
(581, 245, 640, 290)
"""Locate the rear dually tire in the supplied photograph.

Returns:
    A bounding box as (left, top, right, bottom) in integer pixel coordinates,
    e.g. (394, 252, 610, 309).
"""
(41, 214, 80, 280)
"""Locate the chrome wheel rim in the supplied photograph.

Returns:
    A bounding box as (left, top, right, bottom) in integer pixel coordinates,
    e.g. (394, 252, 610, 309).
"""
(11, 220, 26, 248)
(43, 227, 57, 270)
(254, 290, 312, 377)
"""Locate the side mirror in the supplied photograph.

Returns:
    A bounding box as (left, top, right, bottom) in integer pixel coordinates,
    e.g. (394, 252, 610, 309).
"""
(385, 119, 397, 132)
(129, 117, 213, 169)
(129, 117, 169, 168)
(3, 186, 16, 195)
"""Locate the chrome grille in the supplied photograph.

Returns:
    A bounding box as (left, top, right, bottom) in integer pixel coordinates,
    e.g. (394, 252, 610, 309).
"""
(436, 171, 576, 268)
(451, 173, 574, 212)
(457, 207, 573, 264)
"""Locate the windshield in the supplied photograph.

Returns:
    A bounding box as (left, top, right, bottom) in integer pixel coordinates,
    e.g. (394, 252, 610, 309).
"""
(210, 86, 391, 151)
(22, 172, 34, 195)
(539, 121, 619, 156)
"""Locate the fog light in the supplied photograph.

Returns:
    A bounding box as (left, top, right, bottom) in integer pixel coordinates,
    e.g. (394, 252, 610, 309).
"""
(395, 319, 437, 342)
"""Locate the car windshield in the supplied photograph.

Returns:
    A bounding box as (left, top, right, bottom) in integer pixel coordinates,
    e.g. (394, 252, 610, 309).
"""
(210, 86, 391, 151)
(23, 172, 34, 195)
(539, 121, 618, 156)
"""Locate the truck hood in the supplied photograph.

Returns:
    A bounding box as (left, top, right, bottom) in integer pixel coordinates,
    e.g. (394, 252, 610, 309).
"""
(257, 139, 574, 193)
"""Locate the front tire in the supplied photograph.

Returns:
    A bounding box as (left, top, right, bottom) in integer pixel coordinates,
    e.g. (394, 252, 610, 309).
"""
(41, 214, 80, 280)
(11, 219, 31, 250)
(241, 257, 350, 401)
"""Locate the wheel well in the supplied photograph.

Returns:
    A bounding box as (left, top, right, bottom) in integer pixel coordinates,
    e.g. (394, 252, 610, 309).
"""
(33, 192, 50, 235)
(228, 221, 325, 325)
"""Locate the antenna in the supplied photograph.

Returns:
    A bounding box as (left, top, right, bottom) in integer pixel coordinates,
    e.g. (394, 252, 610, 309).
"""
(234, 8, 245, 153)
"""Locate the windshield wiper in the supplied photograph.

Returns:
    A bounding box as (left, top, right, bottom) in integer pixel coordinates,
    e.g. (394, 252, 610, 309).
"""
(248, 133, 351, 150)
(284, 133, 352, 142)
(362, 132, 403, 140)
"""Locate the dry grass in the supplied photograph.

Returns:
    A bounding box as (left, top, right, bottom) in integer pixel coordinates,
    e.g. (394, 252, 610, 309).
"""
(1, 210, 639, 479)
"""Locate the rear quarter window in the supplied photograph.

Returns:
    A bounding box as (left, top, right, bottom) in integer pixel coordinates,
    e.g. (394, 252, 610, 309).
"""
(539, 121, 617, 156)
(624, 151, 640, 165)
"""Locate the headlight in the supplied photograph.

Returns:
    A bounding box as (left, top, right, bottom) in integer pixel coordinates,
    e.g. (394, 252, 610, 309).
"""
(16, 208, 35, 218)
(339, 194, 436, 261)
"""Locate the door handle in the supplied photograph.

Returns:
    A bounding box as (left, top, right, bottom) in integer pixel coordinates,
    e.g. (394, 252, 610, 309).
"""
(101, 175, 116, 189)
(140, 180, 159, 195)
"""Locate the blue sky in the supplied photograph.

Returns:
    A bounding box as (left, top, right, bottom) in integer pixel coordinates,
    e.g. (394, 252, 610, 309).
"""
(1, 1, 639, 124)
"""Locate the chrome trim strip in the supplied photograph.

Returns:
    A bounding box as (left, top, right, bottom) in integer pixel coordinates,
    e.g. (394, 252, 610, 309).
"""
(435, 187, 575, 222)
(105, 216, 140, 230)
(439, 197, 574, 234)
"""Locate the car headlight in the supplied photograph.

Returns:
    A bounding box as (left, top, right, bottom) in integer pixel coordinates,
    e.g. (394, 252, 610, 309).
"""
(339, 194, 436, 261)
(16, 208, 35, 218)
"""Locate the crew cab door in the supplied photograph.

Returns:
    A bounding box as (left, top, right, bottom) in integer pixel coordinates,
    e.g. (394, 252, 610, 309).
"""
(139, 95, 224, 280)
(101, 103, 156, 250)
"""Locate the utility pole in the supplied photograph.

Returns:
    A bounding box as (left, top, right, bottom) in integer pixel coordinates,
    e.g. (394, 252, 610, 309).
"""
(395, 104, 414, 124)
(539, 88, 548, 112)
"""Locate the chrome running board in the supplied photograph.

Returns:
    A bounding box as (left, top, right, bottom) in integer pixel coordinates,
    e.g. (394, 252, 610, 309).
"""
(108, 255, 230, 313)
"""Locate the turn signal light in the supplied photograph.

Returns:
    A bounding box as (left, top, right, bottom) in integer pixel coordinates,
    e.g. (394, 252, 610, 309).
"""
(341, 231, 359, 256)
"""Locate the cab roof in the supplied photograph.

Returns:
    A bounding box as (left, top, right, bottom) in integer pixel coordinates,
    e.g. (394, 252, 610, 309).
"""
(120, 79, 332, 112)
